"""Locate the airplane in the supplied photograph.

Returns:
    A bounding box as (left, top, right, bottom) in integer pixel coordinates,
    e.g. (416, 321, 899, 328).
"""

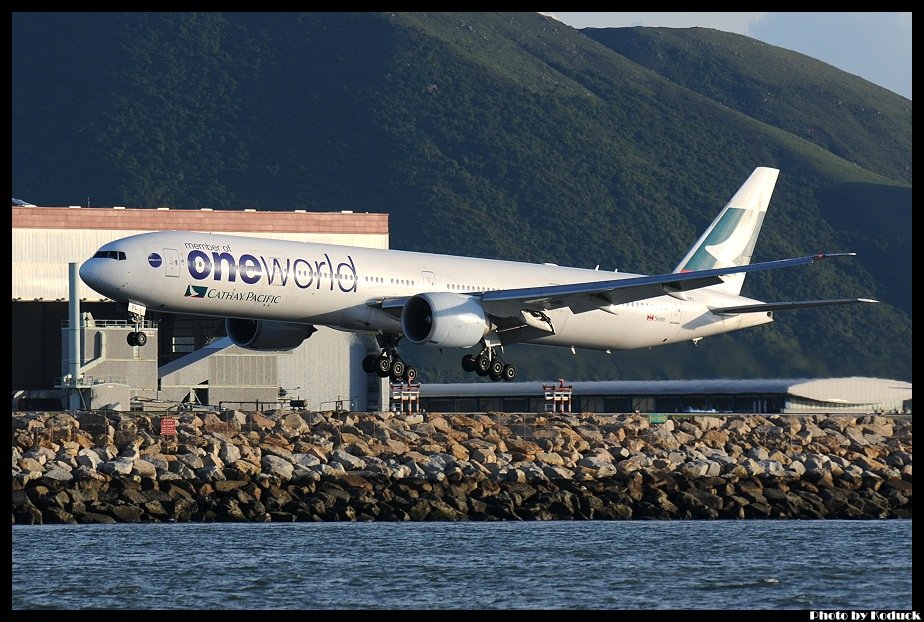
(79, 167, 877, 384)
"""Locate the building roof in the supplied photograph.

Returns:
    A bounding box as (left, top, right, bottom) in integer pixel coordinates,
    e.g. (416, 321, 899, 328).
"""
(419, 377, 912, 404)
(12, 205, 388, 234)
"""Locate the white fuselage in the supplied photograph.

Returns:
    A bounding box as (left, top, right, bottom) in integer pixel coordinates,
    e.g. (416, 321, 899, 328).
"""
(79, 230, 773, 352)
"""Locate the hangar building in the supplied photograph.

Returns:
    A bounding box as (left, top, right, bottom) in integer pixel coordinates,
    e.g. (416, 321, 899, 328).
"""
(12, 204, 391, 412)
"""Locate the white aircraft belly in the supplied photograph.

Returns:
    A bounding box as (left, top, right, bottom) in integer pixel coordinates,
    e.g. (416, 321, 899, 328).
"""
(533, 301, 684, 350)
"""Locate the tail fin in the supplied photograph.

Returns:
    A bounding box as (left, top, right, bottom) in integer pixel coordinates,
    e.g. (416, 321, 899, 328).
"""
(673, 167, 779, 295)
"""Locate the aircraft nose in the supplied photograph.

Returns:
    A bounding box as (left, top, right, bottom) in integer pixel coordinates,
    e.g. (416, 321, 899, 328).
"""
(79, 257, 113, 296)
(78, 258, 98, 288)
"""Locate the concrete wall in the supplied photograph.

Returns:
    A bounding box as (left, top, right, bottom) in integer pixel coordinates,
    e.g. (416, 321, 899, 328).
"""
(62, 320, 159, 400)
(85, 383, 132, 412)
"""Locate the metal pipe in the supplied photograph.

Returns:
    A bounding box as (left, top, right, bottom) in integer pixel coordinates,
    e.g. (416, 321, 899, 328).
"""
(68, 262, 82, 410)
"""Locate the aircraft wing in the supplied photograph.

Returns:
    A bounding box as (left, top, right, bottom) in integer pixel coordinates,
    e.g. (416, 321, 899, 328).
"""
(369, 252, 859, 325)
(709, 298, 879, 315)
(478, 253, 855, 315)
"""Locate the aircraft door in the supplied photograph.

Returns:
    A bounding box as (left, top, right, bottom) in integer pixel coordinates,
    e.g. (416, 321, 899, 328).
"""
(164, 248, 180, 277)
(670, 301, 681, 324)
(421, 270, 436, 289)
(665, 299, 684, 343)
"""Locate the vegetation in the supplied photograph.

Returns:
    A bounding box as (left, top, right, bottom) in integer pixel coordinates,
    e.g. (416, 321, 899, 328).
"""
(12, 12, 911, 382)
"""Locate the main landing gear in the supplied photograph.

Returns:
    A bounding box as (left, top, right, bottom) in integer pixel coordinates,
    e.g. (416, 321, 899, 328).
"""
(461, 346, 517, 382)
(363, 336, 417, 384)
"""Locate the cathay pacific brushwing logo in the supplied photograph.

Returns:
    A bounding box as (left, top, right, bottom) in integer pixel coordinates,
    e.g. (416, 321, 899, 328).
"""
(185, 285, 208, 298)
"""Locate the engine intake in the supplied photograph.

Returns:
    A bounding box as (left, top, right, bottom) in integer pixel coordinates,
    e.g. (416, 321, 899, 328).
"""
(225, 318, 316, 351)
(401, 292, 489, 348)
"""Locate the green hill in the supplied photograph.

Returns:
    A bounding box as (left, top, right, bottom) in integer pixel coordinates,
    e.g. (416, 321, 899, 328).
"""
(12, 12, 911, 382)
(582, 26, 912, 185)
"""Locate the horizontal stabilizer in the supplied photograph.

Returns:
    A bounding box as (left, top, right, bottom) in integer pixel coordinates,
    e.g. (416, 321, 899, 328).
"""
(710, 298, 879, 315)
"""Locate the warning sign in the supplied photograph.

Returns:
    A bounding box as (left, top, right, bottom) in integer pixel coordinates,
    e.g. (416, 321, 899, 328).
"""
(160, 417, 178, 436)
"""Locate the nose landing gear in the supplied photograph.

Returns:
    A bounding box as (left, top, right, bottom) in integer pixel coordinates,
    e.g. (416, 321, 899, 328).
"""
(126, 302, 148, 347)
(127, 329, 147, 347)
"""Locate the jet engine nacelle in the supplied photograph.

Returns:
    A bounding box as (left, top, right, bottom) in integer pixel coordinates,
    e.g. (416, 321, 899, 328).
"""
(401, 292, 490, 348)
(226, 318, 317, 351)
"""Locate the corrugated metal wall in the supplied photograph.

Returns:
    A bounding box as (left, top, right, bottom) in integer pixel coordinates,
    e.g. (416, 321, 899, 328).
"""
(276, 327, 387, 412)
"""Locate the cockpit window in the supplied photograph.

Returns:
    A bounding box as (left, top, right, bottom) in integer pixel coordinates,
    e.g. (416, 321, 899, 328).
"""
(93, 250, 127, 260)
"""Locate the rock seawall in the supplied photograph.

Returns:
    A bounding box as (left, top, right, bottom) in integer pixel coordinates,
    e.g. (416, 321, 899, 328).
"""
(12, 410, 912, 523)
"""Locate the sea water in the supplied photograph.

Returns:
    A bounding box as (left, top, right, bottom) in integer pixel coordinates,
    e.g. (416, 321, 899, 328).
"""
(12, 520, 912, 610)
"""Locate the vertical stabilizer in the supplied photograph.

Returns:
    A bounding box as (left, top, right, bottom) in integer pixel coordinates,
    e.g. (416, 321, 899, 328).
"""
(673, 167, 779, 295)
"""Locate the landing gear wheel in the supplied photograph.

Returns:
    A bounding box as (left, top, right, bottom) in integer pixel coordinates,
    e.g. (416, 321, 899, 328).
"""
(127, 332, 137, 346)
(390, 359, 406, 382)
(134, 331, 147, 347)
(362, 355, 376, 374)
(371, 334, 420, 383)
(467, 342, 516, 382)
